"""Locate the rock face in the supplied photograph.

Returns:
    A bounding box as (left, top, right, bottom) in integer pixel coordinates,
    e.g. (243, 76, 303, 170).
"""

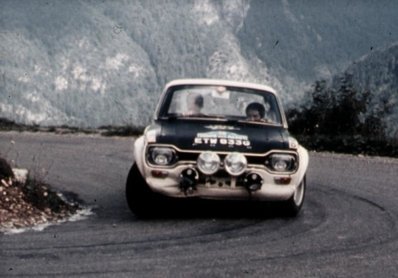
(1, 1, 398, 127)
(0, 157, 79, 233)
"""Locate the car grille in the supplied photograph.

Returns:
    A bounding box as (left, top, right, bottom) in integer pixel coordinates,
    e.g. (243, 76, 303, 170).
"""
(176, 151, 265, 165)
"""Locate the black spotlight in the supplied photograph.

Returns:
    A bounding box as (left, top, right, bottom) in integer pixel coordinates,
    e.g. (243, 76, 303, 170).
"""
(244, 173, 263, 192)
(179, 168, 199, 194)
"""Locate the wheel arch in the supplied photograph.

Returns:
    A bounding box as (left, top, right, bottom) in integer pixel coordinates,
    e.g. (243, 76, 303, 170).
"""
(296, 145, 309, 184)
(133, 135, 146, 176)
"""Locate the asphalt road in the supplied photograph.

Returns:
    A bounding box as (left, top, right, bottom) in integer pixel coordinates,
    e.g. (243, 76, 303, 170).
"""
(1, 132, 398, 277)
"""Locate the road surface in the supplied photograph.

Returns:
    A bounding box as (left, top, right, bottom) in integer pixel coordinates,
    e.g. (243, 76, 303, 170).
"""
(1, 132, 397, 277)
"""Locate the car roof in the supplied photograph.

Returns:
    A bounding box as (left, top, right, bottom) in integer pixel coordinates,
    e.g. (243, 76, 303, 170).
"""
(164, 79, 278, 95)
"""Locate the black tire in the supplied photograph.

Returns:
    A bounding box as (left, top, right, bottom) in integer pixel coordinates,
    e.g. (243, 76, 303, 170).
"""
(283, 175, 306, 217)
(125, 163, 159, 218)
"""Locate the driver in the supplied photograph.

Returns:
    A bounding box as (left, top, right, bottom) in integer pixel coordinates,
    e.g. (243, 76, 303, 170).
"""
(245, 102, 265, 121)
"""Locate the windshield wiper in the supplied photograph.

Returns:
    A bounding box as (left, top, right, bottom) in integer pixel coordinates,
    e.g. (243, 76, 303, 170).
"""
(162, 114, 237, 122)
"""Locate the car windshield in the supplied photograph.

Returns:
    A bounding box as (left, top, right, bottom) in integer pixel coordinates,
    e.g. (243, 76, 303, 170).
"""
(159, 85, 282, 125)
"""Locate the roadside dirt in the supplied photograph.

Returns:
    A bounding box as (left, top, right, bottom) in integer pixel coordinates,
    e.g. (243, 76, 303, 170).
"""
(0, 157, 79, 232)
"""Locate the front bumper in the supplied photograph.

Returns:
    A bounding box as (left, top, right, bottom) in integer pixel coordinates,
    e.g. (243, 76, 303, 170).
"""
(143, 164, 298, 201)
(134, 135, 309, 202)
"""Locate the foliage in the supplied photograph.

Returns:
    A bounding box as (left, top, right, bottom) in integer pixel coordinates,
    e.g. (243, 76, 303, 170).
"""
(287, 74, 398, 157)
(22, 177, 78, 214)
(98, 125, 145, 137)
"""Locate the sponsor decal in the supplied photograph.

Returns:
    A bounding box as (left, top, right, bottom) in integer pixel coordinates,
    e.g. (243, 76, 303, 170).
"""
(193, 131, 251, 148)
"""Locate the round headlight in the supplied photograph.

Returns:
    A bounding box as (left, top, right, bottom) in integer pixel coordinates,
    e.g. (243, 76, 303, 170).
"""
(197, 152, 220, 175)
(268, 154, 296, 172)
(224, 152, 247, 176)
(148, 147, 177, 166)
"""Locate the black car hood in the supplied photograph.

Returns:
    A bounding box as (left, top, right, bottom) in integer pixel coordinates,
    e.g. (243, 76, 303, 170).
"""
(151, 119, 289, 153)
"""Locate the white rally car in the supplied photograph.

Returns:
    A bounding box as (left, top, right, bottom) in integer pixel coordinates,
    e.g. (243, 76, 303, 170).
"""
(126, 79, 309, 217)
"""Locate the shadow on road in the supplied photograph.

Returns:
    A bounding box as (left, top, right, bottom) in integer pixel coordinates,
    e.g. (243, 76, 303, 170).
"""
(126, 199, 301, 221)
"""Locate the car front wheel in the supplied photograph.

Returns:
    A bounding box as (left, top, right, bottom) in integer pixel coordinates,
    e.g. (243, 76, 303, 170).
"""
(125, 163, 160, 218)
